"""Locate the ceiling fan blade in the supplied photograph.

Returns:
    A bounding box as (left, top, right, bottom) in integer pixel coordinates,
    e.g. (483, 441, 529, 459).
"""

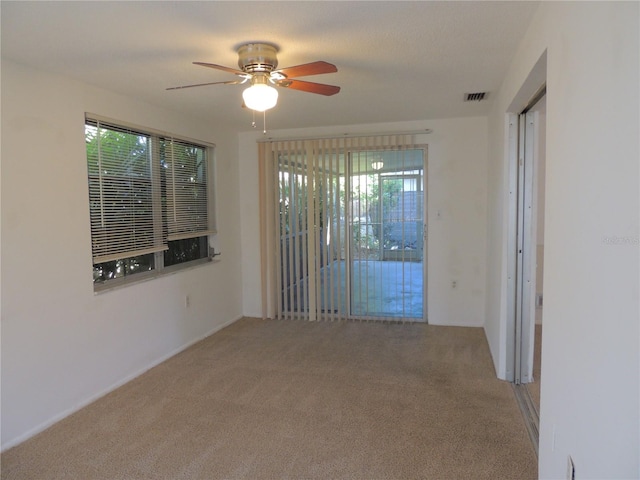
(166, 80, 241, 91)
(274, 61, 337, 78)
(193, 61, 246, 76)
(277, 79, 341, 96)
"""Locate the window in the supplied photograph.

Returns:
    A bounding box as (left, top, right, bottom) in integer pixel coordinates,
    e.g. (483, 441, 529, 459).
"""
(86, 116, 215, 289)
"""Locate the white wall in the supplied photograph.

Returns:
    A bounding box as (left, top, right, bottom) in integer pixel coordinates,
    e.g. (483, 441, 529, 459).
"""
(0, 60, 244, 450)
(485, 2, 639, 478)
(239, 117, 488, 327)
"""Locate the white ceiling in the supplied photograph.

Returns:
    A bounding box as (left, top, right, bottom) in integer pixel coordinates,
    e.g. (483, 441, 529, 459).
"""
(1, 1, 539, 132)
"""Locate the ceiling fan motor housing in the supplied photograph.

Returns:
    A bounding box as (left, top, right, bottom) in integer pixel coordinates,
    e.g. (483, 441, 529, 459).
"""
(237, 43, 278, 73)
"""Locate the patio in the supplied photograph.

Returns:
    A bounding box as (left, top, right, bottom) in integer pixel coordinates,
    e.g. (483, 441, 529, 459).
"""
(282, 259, 425, 321)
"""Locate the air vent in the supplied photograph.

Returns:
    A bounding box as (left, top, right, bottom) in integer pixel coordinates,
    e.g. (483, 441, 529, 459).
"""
(464, 92, 488, 102)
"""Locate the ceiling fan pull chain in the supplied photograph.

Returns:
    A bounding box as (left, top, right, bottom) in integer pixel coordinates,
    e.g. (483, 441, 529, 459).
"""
(263, 110, 267, 135)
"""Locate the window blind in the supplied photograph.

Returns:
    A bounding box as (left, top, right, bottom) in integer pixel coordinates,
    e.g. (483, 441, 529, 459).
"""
(87, 120, 166, 263)
(162, 138, 214, 241)
(259, 134, 425, 322)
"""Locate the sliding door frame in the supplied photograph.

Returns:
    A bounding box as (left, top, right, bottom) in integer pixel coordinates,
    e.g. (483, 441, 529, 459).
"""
(508, 88, 545, 384)
(260, 136, 429, 323)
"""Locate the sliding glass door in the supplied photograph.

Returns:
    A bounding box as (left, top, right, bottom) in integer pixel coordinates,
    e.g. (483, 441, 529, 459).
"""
(259, 136, 427, 322)
(349, 149, 425, 319)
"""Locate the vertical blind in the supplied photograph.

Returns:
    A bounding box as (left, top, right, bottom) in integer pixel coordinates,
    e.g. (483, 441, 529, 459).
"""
(259, 134, 425, 322)
(87, 118, 213, 264)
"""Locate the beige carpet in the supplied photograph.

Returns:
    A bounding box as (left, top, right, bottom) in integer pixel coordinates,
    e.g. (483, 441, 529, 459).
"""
(1, 317, 537, 479)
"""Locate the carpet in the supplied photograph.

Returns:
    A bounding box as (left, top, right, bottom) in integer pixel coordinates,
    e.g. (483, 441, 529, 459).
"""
(1, 317, 537, 479)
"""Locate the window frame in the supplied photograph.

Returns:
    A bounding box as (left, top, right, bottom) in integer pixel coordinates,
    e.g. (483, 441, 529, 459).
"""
(86, 114, 217, 292)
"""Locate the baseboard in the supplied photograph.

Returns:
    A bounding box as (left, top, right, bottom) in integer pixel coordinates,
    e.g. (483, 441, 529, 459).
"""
(1, 315, 243, 452)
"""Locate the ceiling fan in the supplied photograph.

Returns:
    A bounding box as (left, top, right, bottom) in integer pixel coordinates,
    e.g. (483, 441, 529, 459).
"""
(167, 43, 340, 112)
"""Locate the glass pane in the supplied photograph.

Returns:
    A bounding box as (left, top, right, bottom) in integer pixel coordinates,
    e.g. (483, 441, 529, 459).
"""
(349, 149, 425, 319)
(276, 152, 346, 314)
(164, 236, 208, 267)
(161, 139, 209, 235)
(93, 253, 155, 284)
(86, 121, 156, 259)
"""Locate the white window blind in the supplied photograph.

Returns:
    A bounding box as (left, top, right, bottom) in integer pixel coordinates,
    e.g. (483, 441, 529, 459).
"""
(87, 120, 166, 263)
(162, 138, 214, 241)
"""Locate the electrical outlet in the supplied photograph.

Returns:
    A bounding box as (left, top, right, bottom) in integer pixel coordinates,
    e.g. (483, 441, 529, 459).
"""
(451, 280, 457, 288)
(185, 295, 190, 308)
(567, 456, 575, 480)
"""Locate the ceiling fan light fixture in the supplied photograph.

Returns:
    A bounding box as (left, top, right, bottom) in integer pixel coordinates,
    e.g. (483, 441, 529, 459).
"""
(242, 75, 278, 112)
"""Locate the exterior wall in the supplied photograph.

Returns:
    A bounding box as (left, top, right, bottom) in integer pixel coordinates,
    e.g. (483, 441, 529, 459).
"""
(239, 117, 489, 327)
(0, 60, 244, 449)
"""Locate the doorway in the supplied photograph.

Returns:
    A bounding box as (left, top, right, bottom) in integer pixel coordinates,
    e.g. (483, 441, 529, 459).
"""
(349, 149, 425, 319)
(259, 135, 427, 322)
(510, 90, 546, 455)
